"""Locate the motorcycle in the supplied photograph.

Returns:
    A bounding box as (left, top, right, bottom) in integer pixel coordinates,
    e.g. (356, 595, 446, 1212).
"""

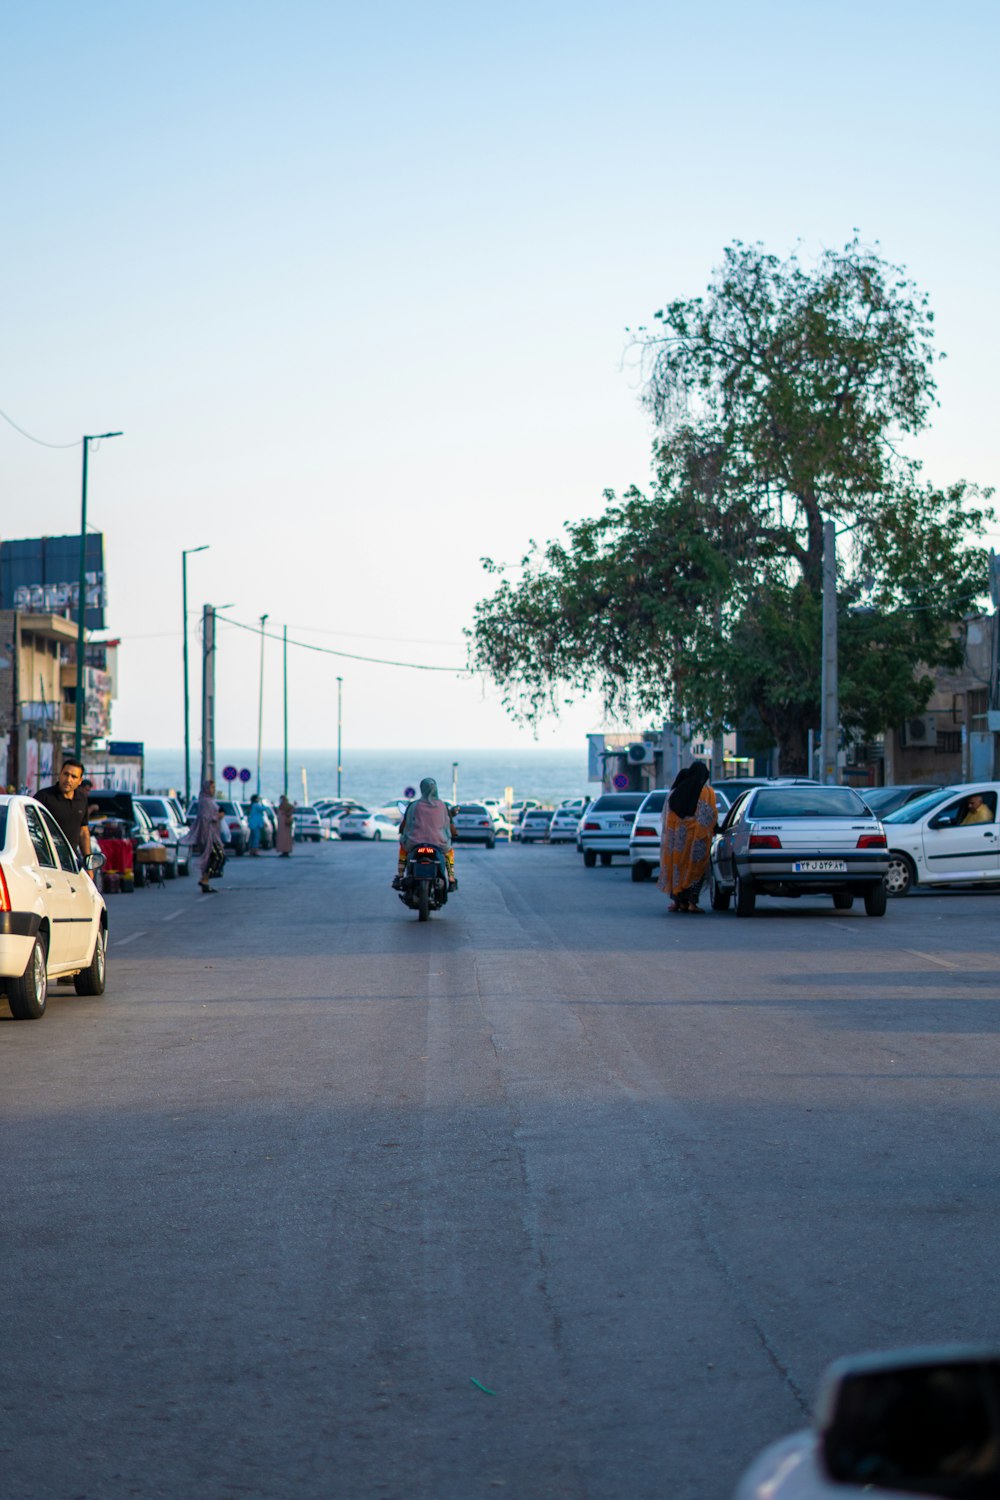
(397, 844, 451, 921)
(735, 1343, 1000, 1498)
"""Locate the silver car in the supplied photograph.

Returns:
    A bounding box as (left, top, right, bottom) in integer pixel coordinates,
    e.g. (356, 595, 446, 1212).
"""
(710, 784, 889, 917)
(520, 808, 555, 843)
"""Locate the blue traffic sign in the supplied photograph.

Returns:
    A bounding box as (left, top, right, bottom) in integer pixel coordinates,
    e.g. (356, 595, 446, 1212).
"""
(612, 772, 629, 789)
(404, 786, 416, 798)
(222, 765, 237, 781)
(239, 768, 252, 783)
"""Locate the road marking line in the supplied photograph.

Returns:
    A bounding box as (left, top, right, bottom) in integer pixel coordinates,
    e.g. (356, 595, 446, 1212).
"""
(115, 931, 148, 948)
(905, 948, 961, 971)
(161, 909, 184, 922)
(828, 921, 858, 934)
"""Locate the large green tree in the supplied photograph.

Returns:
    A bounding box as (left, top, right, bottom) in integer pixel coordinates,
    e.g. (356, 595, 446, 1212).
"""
(469, 239, 992, 769)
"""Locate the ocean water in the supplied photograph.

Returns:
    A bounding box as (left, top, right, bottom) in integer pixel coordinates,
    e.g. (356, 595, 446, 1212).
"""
(143, 747, 593, 809)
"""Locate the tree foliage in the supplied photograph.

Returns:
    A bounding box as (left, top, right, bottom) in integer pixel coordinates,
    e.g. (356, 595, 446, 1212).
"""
(469, 239, 993, 768)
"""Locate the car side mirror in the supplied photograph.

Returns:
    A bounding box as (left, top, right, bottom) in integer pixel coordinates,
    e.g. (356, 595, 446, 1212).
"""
(816, 1345, 1000, 1496)
(85, 851, 106, 872)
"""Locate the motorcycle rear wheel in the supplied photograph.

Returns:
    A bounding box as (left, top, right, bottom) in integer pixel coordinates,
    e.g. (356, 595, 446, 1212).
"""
(417, 882, 430, 921)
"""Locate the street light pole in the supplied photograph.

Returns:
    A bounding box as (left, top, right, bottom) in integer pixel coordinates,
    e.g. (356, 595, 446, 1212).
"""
(283, 625, 289, 799)
(182, 545, 210, 806)
(820, 518, 839, 785)
(256, 614, 269, 797)
(452, 760, 459, 804)
(337, 676, 343, 797)
(75, 431, 122, 760)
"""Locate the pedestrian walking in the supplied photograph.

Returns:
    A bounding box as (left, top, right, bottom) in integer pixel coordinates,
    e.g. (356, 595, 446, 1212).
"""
(247, 794, 266, 856)
(190, 779, 224, 893)
(658, 761, 718, 913)
(276, 794, 295, 856)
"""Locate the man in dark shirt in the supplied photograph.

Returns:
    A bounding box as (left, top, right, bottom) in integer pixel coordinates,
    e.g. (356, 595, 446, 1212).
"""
(35, 758, 93, 860)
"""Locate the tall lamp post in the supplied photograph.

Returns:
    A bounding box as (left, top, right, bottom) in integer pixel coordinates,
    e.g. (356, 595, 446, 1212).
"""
(182, 545, 210, 806)
(75, 431, 123, 759)
(256, 614, 269, 797)
(336, 676, 343, 797)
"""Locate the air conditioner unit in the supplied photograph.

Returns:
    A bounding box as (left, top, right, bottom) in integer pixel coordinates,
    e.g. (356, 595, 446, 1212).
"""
(901, 714, 937, 749)
(627, 741, 655, 765)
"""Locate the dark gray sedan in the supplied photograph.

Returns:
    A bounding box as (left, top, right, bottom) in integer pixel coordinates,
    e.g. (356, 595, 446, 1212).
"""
(709, 785, 889, 917)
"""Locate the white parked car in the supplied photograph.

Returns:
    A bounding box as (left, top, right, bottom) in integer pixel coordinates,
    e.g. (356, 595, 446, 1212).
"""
(549, 807, 582, 843)
(136, 795, 192, 876)
(337, 810, 398, 841)
(579, 793, 647, 866)
(629, 786, 731, 883)
(452, 803, 498, 846)
(520, 808, 555, 843)
(0, 795, 108, 1019)
(881, 781, 1000, 895)
(292, 806, 323, 841)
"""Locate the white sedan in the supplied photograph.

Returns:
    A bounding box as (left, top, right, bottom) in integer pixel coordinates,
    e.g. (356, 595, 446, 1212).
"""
(881, 781, 1000, 895)
(337, 811, 399, 841)
(0, 795, 108, 1019)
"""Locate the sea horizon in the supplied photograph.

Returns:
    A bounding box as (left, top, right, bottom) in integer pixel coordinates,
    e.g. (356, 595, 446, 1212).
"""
(142, 745, 595, 808)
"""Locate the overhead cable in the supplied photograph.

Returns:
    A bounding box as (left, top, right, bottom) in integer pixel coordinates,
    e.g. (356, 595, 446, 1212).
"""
(215, 611, 469, 673)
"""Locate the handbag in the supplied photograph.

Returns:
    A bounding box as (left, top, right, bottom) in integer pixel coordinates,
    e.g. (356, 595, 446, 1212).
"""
(207, 844, 226, 880)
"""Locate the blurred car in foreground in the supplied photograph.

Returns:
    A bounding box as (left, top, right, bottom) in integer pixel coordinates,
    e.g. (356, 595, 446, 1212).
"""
(710, 784, 889, 916)
(881, 781, 1000, 895)
(520, 808, 555, 843)
(452, 803, 497, 846)
(1, 795, 108, 1018)
(579, 793, 647, 867)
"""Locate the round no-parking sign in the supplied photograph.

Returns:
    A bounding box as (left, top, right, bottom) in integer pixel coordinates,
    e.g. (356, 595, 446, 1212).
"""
(612, 772, 629, 790)
(222, 765, 237, 782)
(404, 786, 416, 798)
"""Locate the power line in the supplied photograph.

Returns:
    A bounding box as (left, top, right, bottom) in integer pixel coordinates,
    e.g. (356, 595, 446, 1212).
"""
(0, 406, 81, 450)
(215, 612, 469, 673)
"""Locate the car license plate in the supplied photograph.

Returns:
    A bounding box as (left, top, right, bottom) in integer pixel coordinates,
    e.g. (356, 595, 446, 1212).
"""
(793, 859, 848, 873)
(608, 820, 627, 830)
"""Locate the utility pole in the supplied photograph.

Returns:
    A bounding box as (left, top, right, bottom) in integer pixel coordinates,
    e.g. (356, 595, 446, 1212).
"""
(283, 625, 289, 799)
(75, 430, 122, 759)
(820, 518, 839, 785)
(182, 545, 209, 806)
(200, 605, 217, 793)
(336, 676, 343, 797)
(256, 613, 269, 797)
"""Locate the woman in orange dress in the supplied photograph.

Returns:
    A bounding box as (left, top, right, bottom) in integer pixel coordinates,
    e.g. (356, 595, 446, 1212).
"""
(657, 762, 718, 913)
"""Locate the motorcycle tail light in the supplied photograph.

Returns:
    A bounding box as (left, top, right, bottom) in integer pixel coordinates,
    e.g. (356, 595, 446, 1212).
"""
(857, 832, 887, 848)
(749, 833, 782, 849)
(416, 846, 435, 855)
(0, 866, 10, 911)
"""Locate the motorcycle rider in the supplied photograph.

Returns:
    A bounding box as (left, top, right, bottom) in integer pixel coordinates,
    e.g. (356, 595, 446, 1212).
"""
(393, 777, 457, 892)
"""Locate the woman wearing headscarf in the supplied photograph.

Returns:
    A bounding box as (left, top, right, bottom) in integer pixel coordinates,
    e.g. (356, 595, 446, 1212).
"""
(190, 778, 224, 894)
(276, 795, 295, 856)
(657, 761, 718, 913)
(394, 777, 457, 890)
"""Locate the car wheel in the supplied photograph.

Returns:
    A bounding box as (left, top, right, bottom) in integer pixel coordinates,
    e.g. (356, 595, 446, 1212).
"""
(373, 831, 382, 841)
(885, 854, 915, 896)
(164, 852, 178, 879)
(631, 861, 651, 883)
(133, 860, 146, 888)
(6, 934, 48, 1020)
(583, 850, 597, 868)
(74, 926, 107, 996)
(864, 882, 888, 917)
(734, 872, 756, 917)
(710, 873, 732, 911)
(486, 838, 495, 849)
(832, 893, 854, 910)
(600, 853, 612, 866)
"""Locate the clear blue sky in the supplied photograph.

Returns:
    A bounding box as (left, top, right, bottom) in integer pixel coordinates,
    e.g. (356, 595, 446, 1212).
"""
(3, 1, 997, 749)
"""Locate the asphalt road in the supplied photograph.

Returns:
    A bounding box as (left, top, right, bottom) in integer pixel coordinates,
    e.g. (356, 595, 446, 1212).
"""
(4, 840, 1000, 1500)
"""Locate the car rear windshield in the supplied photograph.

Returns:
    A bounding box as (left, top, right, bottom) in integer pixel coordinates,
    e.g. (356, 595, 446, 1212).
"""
(297, 806, 318, 816)
(456, 805, 487, 814)
(526, 810, 554, 821)
(590, 794, 646, 811)
(219, 801, 242, 815)
(750, 787, 869, 819)
(639, 791, 667, 813)
(139, 799, 169, 818)
(0, 806, 7, 849)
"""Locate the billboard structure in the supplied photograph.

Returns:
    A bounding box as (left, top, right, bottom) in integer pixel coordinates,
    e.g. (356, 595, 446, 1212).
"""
(0, 534, 106, 630)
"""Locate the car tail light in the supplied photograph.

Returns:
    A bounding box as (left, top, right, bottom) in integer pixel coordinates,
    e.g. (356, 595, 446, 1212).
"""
(635, 825, 658, 838)
(0, 866, 10, 912)
(749, 833, 782, 849)
(480, 820, 490, 827)
(583, 821, 599, 831)
(857, 832, 887, 848)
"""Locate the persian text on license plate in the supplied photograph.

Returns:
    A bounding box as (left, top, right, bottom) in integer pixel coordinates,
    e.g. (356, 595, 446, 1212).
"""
(793, 859, 848, 873)
(608, 820, 627, 830)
